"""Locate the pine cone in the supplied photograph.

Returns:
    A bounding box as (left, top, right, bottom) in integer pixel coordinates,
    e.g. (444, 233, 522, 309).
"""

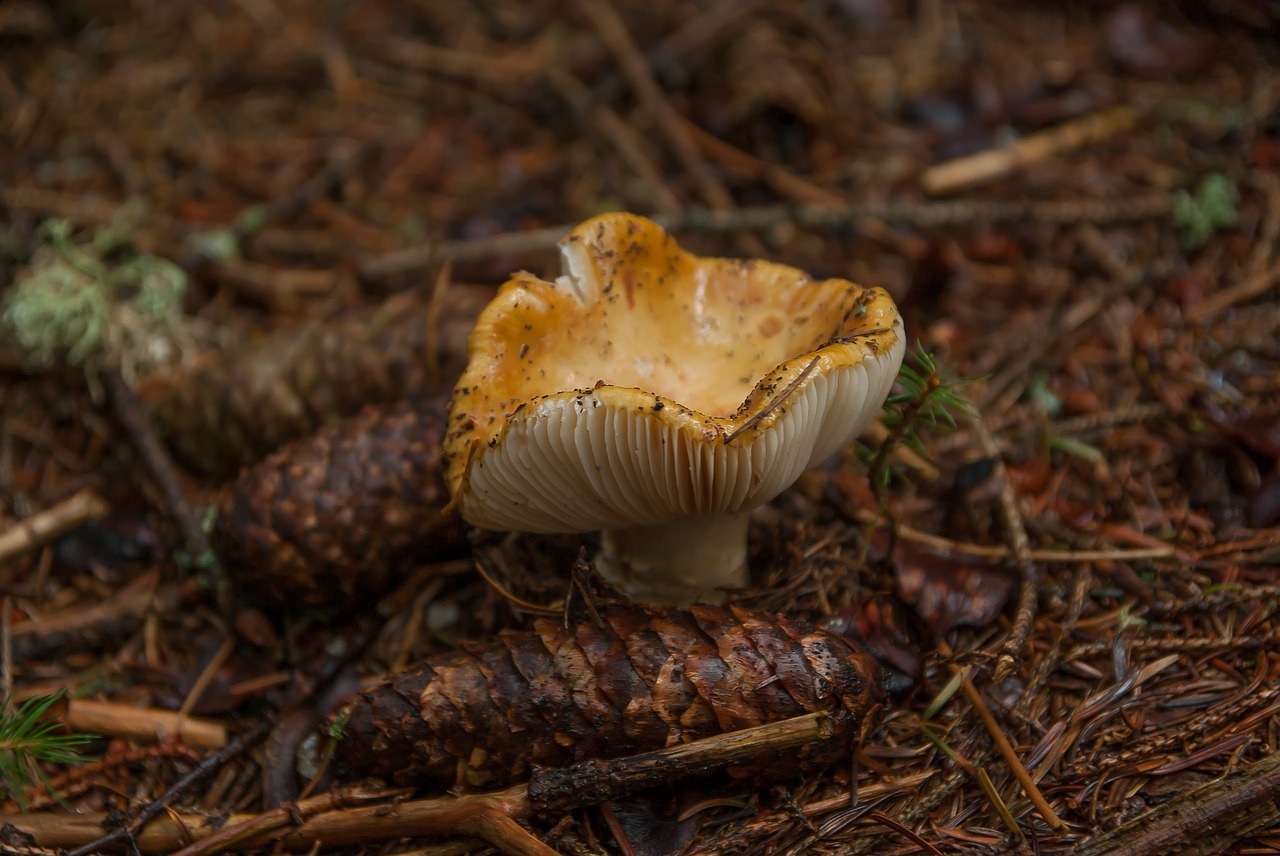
(336, 604, 883, 790)
(213, 397, 466, 609)
(138, 287, 492, 479)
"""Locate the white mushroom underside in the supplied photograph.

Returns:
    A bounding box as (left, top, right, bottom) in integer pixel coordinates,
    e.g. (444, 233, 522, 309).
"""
(461, 331, 904, 534)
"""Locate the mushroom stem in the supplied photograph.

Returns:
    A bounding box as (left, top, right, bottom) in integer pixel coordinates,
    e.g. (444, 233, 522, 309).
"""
(597, 513, 750, 605)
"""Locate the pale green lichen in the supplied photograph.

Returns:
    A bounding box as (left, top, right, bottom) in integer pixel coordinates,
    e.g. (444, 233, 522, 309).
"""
(2, 218, 198, 381)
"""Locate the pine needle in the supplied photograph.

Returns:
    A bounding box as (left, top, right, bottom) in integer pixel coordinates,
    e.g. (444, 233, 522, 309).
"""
(0, 691, 96, 809)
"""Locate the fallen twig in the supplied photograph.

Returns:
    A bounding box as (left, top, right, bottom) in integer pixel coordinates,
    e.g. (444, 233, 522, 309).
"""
(968, 415, 1039, 683)
(174, 635, 236, 735)
(6, 713, 848, 855)
(62, 719, 272, 856)
(920, 106, 1136, 195)
(528, 711, 839, 815)
(544, 66, 682, 216)
(169, 786, 411, 856)
(63, 698, 227, 749)
(103, 369, 224, 596)
(183, 784, 553, 856)
(0, 488, 108, 566)
(943, 645, 1067, 833)
(680, 116, 845, 207)
(849, 506, 1175, 563)
(573, 0, 734, 212)
(12, 570, 164, 663)
(11, 741, 204, 812)
(1074, 750, 1280, 856)
(1185, 267, 1280, 324)
(362, 194, 1173, 277)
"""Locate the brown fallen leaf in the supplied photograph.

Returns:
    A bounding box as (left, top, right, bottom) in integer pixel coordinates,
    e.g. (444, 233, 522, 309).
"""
(893, 539, 1016, 637)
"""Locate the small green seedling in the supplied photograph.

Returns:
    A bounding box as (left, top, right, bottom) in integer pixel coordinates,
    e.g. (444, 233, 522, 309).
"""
(1172, 173, 1238, 251)
(0, 691, 95, 809)
(865, 343, 977, 505)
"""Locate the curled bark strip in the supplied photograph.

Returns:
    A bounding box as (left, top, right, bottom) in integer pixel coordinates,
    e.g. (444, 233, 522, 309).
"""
(213, 398, 467, 609)
(262, 709, 320, 809)
(137, 287, 493, 478)
(336, 604, 884, 790)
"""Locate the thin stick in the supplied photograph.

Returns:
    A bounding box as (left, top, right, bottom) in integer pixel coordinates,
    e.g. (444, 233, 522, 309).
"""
(528, 711, 838, 815)
(461, 811, 561, 856)
(680, 116, 845, 207)
(473, 556, 561, 617)
(545, 66, 682, 216)
(849, 506, 1174, 563)
(362, 193, 1173, 277)
(64, 698, 227, 749)
(14, 712, 847, 854)
(573, 0, 734, 212)
(13, 567, 158, 637)
(950, 663, 1066, 832)
(175, 634, 236, 730)
(1185, 267, 1280, 324)
(1018, 569, 1092, 721)
(14, 741, 204, 812)
(969, 416, 1039, 682)
(869, 810, 945, 855)
(0, 488, 109, 566)
(723, 356, 821, 444)
(62, 719, 273, 856)
(920, 106, 1136, 195)
(170, 787, 406, 856)
(3, 777, 939, 853)
(796, 771, 936, 816)
(198, 785, 551, 856)
(103, 370, 225, 596)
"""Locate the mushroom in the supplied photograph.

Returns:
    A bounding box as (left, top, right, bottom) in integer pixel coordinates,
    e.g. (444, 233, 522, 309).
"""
(443, 213, 904, 604)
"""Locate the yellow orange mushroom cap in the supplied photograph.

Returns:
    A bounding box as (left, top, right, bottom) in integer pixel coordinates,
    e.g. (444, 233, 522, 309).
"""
(442, 212, 905, 535)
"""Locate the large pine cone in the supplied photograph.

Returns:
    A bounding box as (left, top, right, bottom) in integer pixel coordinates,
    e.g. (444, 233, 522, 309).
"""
(213, 397, 467, 609)
(336, 603, 884, 791)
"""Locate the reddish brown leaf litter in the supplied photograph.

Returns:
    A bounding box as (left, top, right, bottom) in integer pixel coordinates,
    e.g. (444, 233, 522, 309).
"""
(336, 603, 884, 790)
(213, 397, 467, 610)
(2, 1, 1280, 854)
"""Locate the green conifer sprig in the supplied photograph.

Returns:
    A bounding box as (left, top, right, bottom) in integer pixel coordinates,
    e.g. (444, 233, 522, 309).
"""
(867, 344, 976, 502)
(0, 691, 95, 809)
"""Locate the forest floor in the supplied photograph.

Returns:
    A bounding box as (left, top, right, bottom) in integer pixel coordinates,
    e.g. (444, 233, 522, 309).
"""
(2, 1, 1280, 854)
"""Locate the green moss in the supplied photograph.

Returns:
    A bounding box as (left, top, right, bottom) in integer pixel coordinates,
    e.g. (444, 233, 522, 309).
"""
(1172, 173, 1238, 251)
